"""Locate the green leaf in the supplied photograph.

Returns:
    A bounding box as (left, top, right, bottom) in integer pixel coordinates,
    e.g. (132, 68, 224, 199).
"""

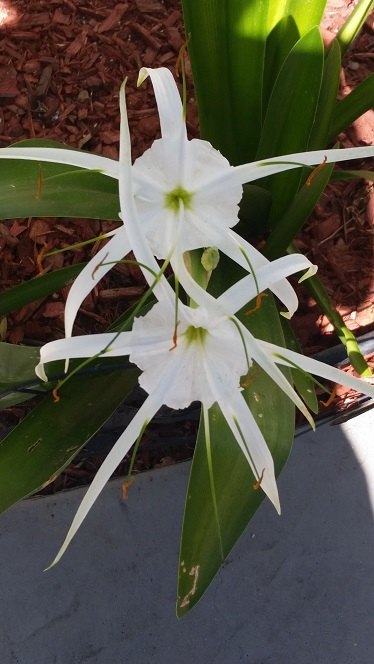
(268, 0, 327, 34)
(265, 159, 334, 259)
(0, 343, 44, 408)
(262, 15, 300, 112)
(331, 169, 374, 182)
(177, 293, 295, 615)
(182, 1, 327, 164)
(328, 74, 374, 142)
(256, 27, 324, 225)
(337, 0, 374, 56)
(238, 184, 272, 236)
(182, 0, 267, 162)
(0, 139, 119, 220)
(0, 263, 86, 316)
(308, 39, 341, 149)
(0, 365, 139, 513)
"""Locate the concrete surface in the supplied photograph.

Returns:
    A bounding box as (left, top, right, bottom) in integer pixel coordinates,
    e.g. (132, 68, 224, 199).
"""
(0, 409, 373, 664)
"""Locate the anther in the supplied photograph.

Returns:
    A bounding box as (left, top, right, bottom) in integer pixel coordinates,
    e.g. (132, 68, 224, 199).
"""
(36, 242, 48, 276)
(253, 468, 265, 491)
(321, 384, 337, 408)
(52, 387, 61, 403)
(91, 251, 109, 280)
(245, 292, 267, 316)
(306, 156, 327, 187)
(169, 321, 180, 351)
(121, 478, 134, 500)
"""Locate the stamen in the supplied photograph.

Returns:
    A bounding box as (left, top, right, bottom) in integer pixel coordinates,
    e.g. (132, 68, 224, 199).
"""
(169, 321, 180, 351)
(175, 34, 190, 120)
(306, 156, 327, 187)
(240, 369, 257, 389)
(175, 35, 190, 77)
(52, 386, 61, 403)
(36, 242, 48, 276)
(169, 275, 180, 350)
(321, 384, 337, 407)
(43, 233, 114, 259)
(245, 292, 267, 316)
(121, 478, 134, 500)
(253, 468, 265, 491)
(91, 251, 109, 280)
(122, 420, 148, 500)
(229, 317, 252, 377)
(239, 246, 261, 297)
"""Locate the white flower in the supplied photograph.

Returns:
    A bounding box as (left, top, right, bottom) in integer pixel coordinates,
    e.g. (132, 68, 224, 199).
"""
(34, 76, 374, 564)
(37, 275, 374, 567)
(0, 68, 372, 334)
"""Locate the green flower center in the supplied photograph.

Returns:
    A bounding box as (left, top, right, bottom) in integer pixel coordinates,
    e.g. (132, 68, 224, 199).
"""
(164, 186, 193, 212)
(184, 325, 208, 346)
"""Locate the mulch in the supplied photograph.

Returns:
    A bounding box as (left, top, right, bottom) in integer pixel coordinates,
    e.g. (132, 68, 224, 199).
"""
(0, 0, 373, 492)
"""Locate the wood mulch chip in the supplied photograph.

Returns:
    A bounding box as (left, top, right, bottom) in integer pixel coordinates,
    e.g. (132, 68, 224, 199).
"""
(0, 0, 373, 491)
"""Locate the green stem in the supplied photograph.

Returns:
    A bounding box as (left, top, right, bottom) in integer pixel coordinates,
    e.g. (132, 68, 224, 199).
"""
(289, 243, 371, 376)
(185, 249, 210, 308)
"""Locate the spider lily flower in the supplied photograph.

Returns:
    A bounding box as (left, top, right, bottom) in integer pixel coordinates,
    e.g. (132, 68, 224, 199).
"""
(36, 277, 374, 567)
(0, 68, 372, 331)
(61, 70, 374, 329)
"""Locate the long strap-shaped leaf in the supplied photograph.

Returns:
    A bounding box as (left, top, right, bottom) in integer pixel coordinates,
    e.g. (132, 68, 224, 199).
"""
(0, 263, 86, 316)
(0, 146, 119, 220)
(182, 1, 327, 164)
(256, 27, 324, 225)
(337, 0, 374, 56)
(0, 365, 139, 513)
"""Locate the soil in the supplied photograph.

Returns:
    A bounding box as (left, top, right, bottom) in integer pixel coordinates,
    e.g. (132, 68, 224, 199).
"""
(0, 0, 373, 492)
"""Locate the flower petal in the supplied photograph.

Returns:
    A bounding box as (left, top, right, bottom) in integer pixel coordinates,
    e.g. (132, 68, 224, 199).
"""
(64, 226, 131, 340)
(222, 229, 314, 317)
(201, 353, 280, 513)
(119, 81, 175, 306)
(261, 340, 374, 400)
(46, 388, 166, 568)
(35, 331, 135, 381)
(217, 254, 316, 317)
(138, 67, 186, 141)
(241, 325, 316, 428)
(199, 146, 374, 196)
(0, 147, 119, 178)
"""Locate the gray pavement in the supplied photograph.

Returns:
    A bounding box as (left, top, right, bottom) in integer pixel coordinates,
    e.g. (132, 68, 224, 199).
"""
(0, 409, 373, 664)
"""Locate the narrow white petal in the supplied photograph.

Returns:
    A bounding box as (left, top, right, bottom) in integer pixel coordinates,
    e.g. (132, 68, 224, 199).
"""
(227, 230, 315, 316)
(64, 226, 131, 340)
(222, 394, 281, 514)
(138, 67, 186, 140)
(0, 147, 119, 178)
(261, 340, 374, 400)
(118, 81, 175, 306)
(35, 332, 134, 381)
(212, 230, 299, 317)
(199, 146, 374, 196)
(47, 355, 187, 567)
(46, 390, 165, 568)
(241, 325, 315, 428)
(201, 355, 280, 513)
(218, 254, 316, 316)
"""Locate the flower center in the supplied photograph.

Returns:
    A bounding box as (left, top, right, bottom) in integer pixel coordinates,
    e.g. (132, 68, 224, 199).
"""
(184, 325, 208, 346)
(164, 186, 193, 212)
